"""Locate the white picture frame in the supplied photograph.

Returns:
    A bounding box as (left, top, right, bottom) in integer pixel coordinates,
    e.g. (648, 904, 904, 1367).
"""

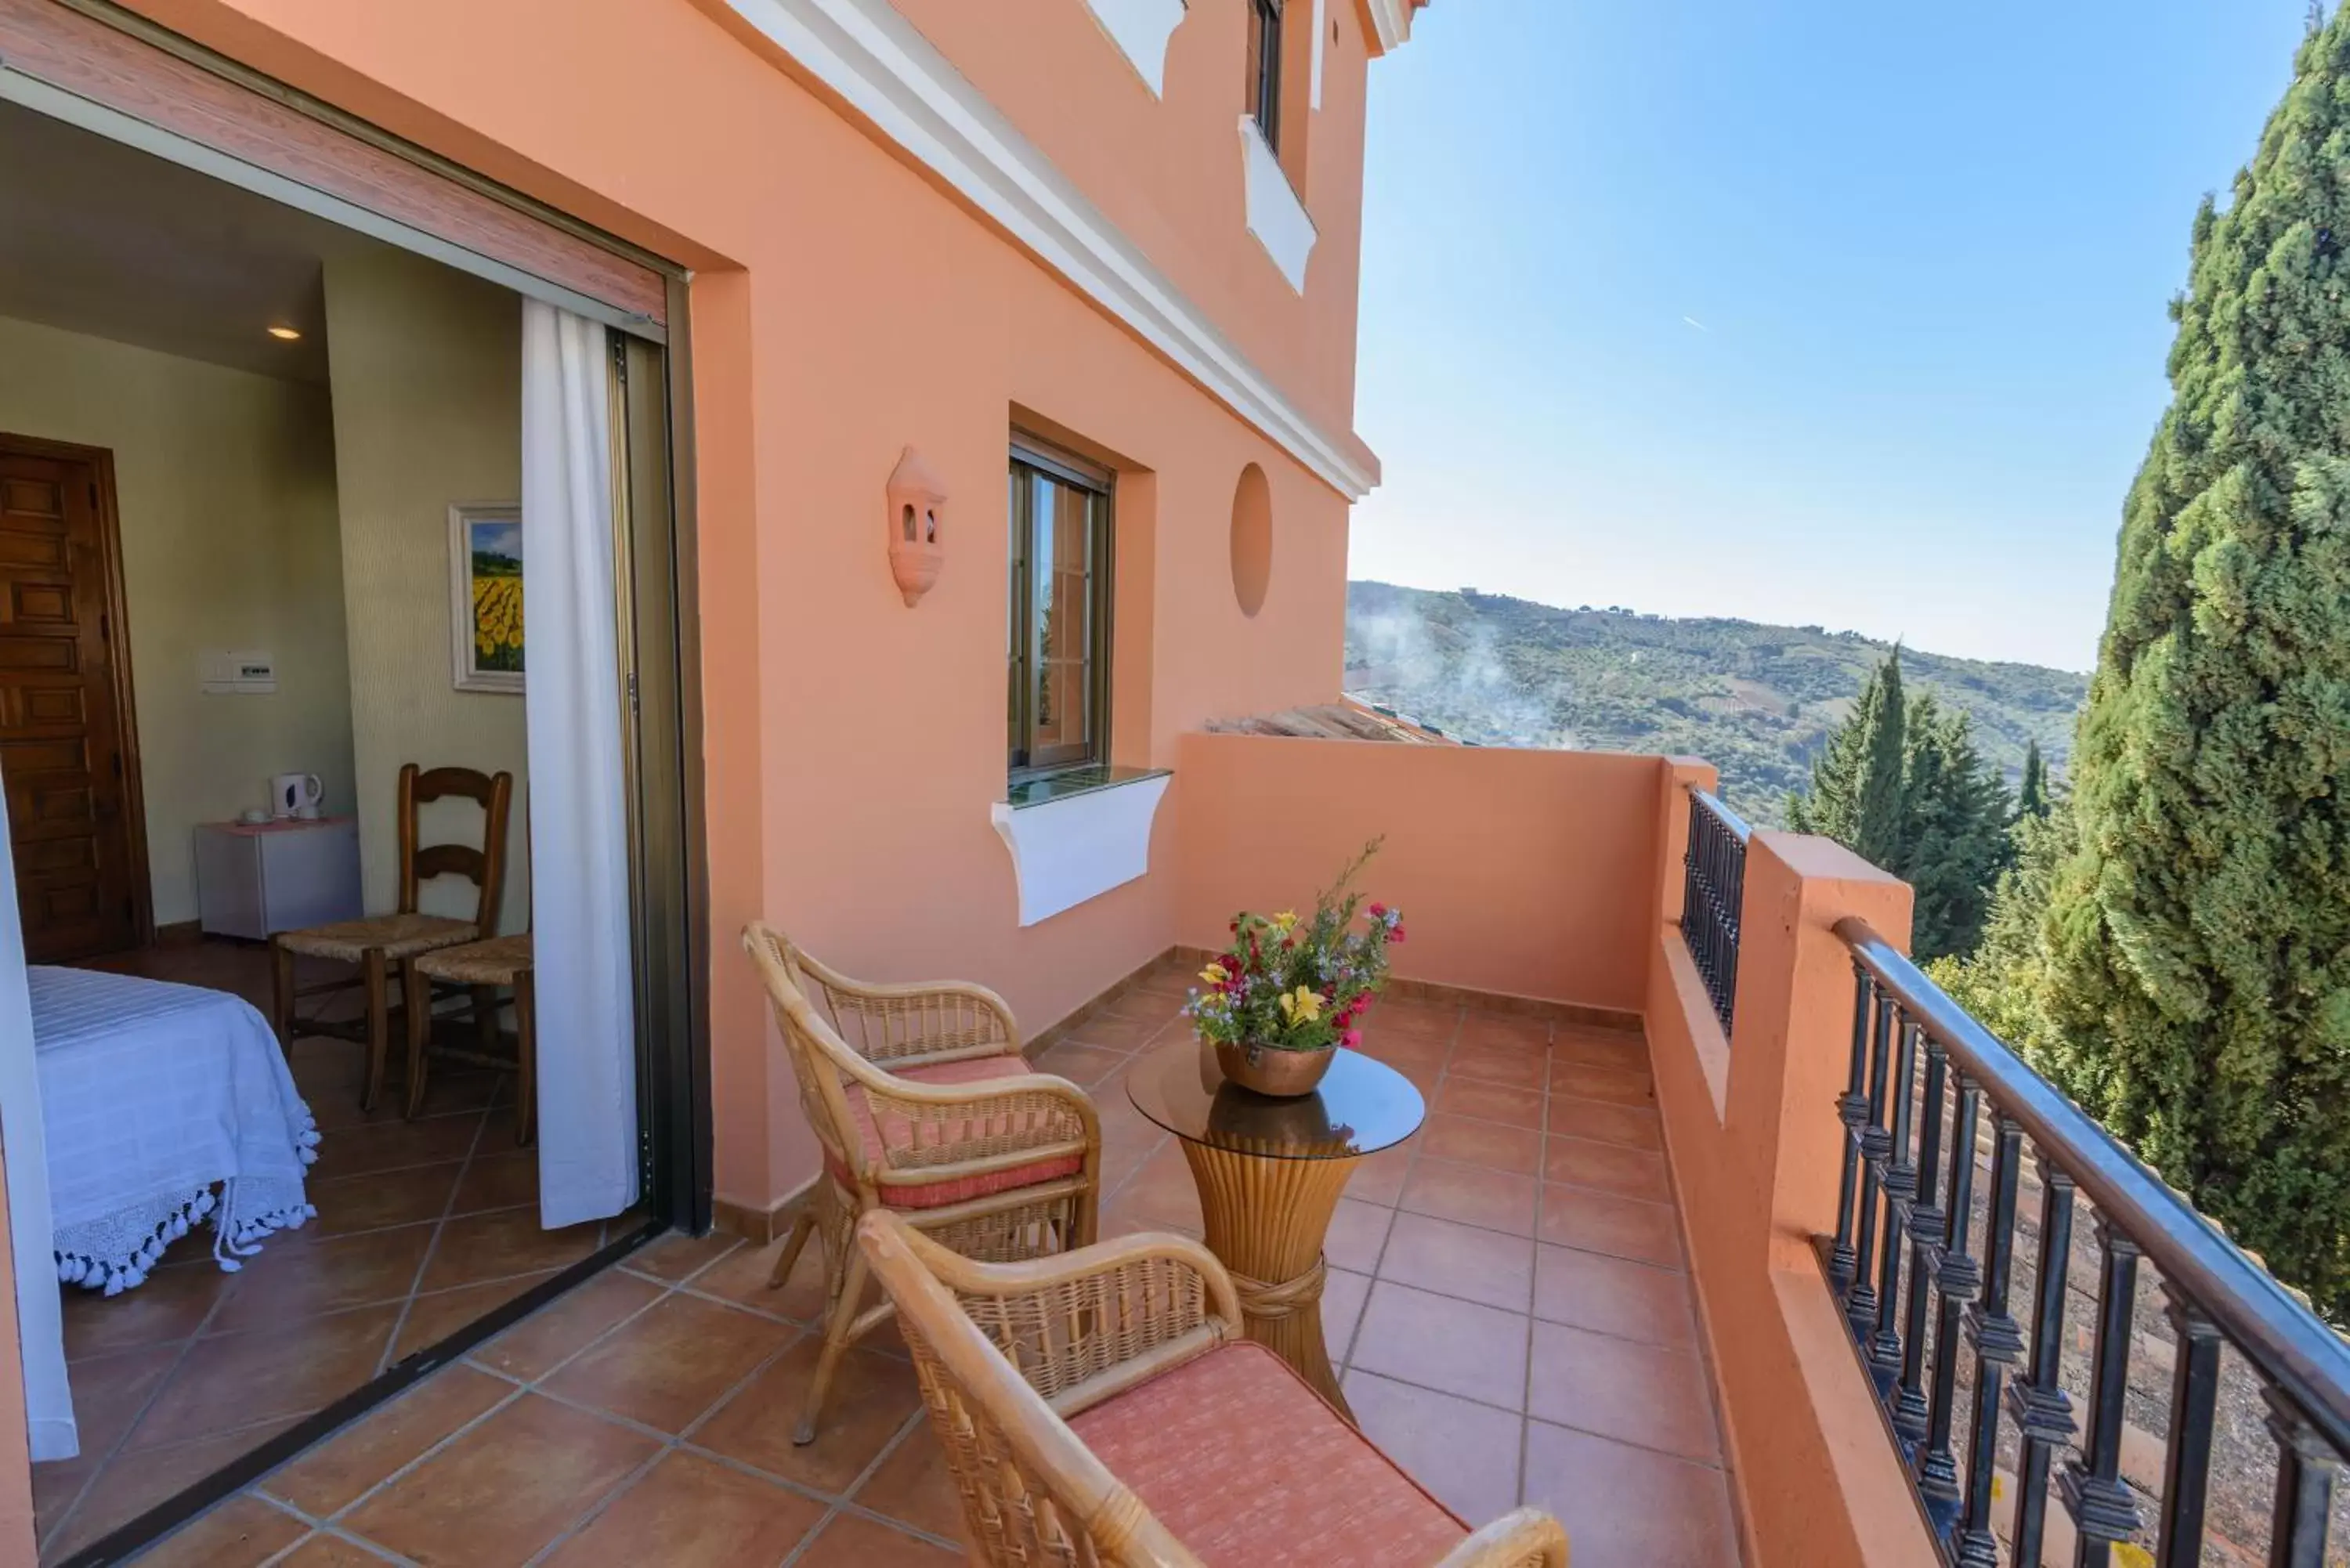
(449, 501, 524, 694)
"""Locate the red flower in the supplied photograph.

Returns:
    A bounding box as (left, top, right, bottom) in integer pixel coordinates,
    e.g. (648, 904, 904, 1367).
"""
(1368, 902, 1388, 919)
(1390, 925, 1407, 944)
(1341, 1028, 1362, 1049)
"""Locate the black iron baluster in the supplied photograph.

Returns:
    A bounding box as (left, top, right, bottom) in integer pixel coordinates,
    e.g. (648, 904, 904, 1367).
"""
(1828, 963, 1872, 1299)
(1955, 1111, 2026, 1568)
(2059, 1216, 2144, 1566)
(1867, 1006, 1919, 1393)
(2264, 1389, 2341, 1568)
(1916, 1070, 1981, 1536)
(1846, 979, 1896, 1342)
(2152, 1286, 2220, 1568)
(2008, 1155, 2077, 1568)
(1894, 1030, 1949, 1451)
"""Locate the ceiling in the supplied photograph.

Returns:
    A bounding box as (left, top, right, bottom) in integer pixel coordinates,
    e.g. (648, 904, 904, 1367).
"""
(0, 99, 395, 383)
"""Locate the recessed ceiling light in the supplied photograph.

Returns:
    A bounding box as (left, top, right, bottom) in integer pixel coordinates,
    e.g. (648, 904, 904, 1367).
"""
(266, 325, 302, 341)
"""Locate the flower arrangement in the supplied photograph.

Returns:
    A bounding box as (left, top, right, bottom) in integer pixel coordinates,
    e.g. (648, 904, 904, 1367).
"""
(1186, 839, 1405, 1054)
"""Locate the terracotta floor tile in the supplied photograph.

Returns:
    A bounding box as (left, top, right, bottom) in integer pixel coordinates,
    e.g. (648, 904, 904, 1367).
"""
(1551, 1028, 1651, 1075)
(307, 1115, 485, 1182)
(1378, 1212, 1536, 1311)
(1344, 1144, 1415, 1206)
(1457, 1014, 1550, 1053)
(1525, 1321, 1719, 1463)
(304, 1163, 465, 1240)
(1532, 1245, 1697, 1350)
(44, 1342, 181, 1459)
(132, 1305, 400, 1449)
(273, 1534, 401, 1566)
(265, 1364, 515, 1516)
(136, 1494, 309, 1568)
(1429, 1081, 1542, 1128)
(421, 1208, 604, 1292)
(1543, 1136, 1673, 1205)
(694, 1338, 921, 1493)
(1538, 1187, 1684, 1270)
(1116, 1142, 1205, 1234)
(470, 1267, 667, 1381)
(1343, 1369, 1524, 1526)
(62, 1263, 229, 1362)
(616, 1227, 744, 1284)
(1549, 1097, 1664, 1152)
(1445, 1045, 1549, 1093)
(1420, 1113, 1544, 1176)
(1321, 1266, 1372, 1364)
(1356, 1028, 1451, 1071)
(1064, 1013, 1167, 1051)
(1399, 1158, 1540, 1237)
(1323, 1197, 1395, 1273)
(1097, 986, 1180, 1022)
(450, 1151, 540, 1215)
(43, 1423, 295, 1563)
(342, 1394, 659, 1567)
(1370, 1004, 1462, 1042)
(852, 1424, 966, 1541)
(793, 1513, 961, 1564)
(689, 1233, 828, 1324)
(1549, 1062, 1657, 1109)
(1349, 1282, 1529, 1410)
(207, 1226, 438, 1333)
(1031, 1040, 1130, 1087)
(543, 1292, 796, 1433)
(543, 1450, 826, 1566)
(389, 1270, 557, 1364)
(1520, 1420, 1739, 1568)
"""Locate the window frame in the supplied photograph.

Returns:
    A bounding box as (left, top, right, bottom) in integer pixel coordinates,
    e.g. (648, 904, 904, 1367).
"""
(1247, 0, 1285, 155)
(1007, 439, 1115, 782)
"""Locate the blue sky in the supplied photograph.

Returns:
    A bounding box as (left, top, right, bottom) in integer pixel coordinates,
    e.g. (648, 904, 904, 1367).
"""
(1348, 2, 2314, 670)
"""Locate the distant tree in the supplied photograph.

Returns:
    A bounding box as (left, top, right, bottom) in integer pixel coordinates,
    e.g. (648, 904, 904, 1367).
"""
(2015, 739, 2050, 819)
(1788, 652, 2012, 959)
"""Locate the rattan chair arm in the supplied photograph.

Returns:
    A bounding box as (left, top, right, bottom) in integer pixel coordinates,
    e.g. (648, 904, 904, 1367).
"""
(790, 946, 1024, 1052)
(889, 1223, 1244, 1331)
(1434, 1508, 1571, 1568)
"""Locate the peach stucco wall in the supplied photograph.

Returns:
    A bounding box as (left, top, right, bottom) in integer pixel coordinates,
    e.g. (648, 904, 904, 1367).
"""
(1176, 735, 1666, 1014)
(112, 0, 1369, 1216)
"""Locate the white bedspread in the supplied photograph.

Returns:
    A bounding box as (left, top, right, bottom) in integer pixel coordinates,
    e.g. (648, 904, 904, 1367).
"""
(29, 966, 319, 1294)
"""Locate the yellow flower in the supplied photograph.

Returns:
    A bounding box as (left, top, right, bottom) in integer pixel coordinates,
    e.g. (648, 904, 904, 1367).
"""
(1273, 910, 1299, 932)
(1278, 985, 1323, 1024)
(1198, 963, 1229, 986)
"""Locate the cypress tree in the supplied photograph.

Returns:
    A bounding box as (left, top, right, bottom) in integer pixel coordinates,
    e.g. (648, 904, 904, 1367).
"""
(2035, 9, 2350, 1311)
(2016, 739, 2050, 819)
(1900, 698, 2012, 962)
(1851, 649, 1908, 869)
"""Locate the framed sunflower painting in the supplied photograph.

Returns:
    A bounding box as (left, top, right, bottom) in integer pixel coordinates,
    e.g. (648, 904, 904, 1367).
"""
(449, 502, 525, 693)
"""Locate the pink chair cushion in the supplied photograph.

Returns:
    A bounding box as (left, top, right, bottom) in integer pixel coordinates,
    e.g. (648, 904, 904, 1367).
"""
(1070, 1341, 1470, 1564)
(824, 1055, 1084, 1210)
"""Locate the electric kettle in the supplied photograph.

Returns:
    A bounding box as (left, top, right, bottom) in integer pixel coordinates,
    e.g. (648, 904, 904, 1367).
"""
(272, 772, 324, 818)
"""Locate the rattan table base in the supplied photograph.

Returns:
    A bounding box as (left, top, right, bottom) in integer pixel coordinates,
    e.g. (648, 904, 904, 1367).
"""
(1178, 1139, 1358, 1419)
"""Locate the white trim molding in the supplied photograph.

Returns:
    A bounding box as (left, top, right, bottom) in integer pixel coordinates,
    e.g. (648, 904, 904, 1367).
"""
(1239, 115, 1316, 293)
(1310, 0, 1328, 110)
(991, 775, 1172, 927)
(1081, 0, 1187, 97)
(715, 0, 1375, 498)
(1361, 0, 1414, 54)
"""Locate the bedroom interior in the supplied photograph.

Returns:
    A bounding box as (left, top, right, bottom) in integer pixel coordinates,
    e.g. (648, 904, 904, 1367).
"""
(0, 92, 670, 1563)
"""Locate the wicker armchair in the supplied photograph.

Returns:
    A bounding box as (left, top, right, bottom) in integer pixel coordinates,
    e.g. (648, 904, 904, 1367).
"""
(857, 1211, 1571, 1568)
(743, 923, 1101, 1444)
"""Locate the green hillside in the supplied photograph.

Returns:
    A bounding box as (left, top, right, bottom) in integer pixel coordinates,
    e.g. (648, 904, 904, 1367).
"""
(1343, 582, 2088, 826)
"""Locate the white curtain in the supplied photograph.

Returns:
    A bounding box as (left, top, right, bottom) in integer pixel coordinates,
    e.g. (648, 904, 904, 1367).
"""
(0, 789, 75, 1461)
(522, 300, 639, 1227)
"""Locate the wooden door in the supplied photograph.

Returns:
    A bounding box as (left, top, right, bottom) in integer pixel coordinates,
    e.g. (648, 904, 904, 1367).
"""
(0, 437, 145, 961)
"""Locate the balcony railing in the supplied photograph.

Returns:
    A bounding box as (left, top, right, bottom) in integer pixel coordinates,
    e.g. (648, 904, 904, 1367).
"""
(1679, 788, 1749, 1037)
(1827, 918, 2350, 1567)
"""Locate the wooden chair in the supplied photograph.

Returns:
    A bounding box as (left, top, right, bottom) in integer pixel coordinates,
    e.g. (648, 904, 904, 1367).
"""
(403, 932, 535, 1145)
(857, 1211, 1572, 1568)
(273, 763, 513, 1112)
(743, 922, 1101, 1445)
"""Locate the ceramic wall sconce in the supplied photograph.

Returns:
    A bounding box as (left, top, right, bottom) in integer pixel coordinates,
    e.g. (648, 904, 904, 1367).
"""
(886, 446, 947, 607)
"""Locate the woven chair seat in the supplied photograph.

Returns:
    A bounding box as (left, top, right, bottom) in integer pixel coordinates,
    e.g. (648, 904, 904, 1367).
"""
(277, 912, 477, 964)
(413, 933, 534, 986)
(824, 1055, 1084, 1209)
(1070, 1341, 1469, 1563)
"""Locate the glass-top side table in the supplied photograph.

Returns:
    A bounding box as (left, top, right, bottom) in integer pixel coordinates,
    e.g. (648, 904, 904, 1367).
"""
(1127, 1037, 1427, 1416)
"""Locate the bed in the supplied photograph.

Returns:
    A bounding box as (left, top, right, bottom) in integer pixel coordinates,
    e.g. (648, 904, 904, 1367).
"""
(28, 965, 320, 1295)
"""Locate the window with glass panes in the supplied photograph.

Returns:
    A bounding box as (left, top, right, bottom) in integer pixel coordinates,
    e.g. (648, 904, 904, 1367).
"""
(1007, 443, 1112, 775)
(1246, 0, 1283, 154)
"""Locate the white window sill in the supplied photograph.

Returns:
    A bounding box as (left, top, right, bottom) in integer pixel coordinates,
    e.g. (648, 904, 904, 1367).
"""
(1239, 114, 1315, 292)
(990, 769, 1172, 927)
(1082, 0, 1187, 96)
